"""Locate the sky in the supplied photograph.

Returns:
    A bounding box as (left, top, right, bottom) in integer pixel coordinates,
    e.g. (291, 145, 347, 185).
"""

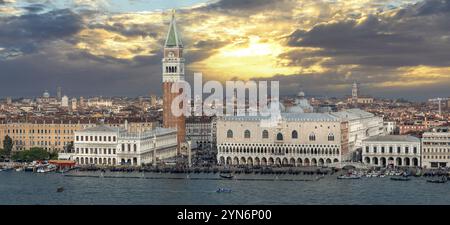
(0, 0, 450, 101)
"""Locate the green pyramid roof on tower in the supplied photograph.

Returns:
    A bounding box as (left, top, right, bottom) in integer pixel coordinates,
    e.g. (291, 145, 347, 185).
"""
(165, 10, 183, 48)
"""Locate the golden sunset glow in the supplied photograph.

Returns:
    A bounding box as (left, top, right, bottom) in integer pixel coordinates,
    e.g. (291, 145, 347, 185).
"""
(1, 0, 450, 97)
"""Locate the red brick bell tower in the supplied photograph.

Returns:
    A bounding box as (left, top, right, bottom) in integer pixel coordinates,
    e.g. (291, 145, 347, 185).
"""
(162, 10, 185, 152)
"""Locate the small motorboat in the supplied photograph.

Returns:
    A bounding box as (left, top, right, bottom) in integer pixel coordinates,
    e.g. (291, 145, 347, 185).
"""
(15, 168, 23, 172)
(219, 173, 233, 179)
(56, 187, 64, 193)
(390, 176, 410, 181)
(427, 177, 447, 184)
(337, 174, 361, 179)
(216, 188, 232, 193)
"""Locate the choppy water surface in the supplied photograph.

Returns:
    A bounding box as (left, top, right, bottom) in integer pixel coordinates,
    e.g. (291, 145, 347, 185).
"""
(0, 171, 449, 205)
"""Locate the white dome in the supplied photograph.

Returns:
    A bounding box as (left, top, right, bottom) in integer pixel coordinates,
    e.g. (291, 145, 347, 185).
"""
(43, 90, 50, 98)
(297, 91, 305, 98)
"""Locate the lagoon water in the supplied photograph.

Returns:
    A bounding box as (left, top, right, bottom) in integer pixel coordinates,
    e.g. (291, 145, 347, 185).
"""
(1, 171, 449, 205)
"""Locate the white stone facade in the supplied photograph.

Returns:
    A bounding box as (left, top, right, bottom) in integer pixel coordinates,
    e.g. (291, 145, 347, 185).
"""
(331, 109, 385, 160)
(216, 113, 348, 167)
(71, 125, 178, 166)
(362, 135, 421, 167)
(422, 127, 450, 168)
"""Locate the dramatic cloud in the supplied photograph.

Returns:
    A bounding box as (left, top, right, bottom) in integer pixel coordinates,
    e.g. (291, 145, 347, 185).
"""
(0, 0, 449, 100)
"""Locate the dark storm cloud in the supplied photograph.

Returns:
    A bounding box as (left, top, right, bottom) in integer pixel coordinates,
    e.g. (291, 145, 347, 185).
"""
(185, 39, 228, 63)
(0, 50, 162, 97)
(196, 0, 290, 16)
(88, 22, 159, 38)
(287, 0, 450, 68)
(22, 3, 47, 13)
(0, 9, 83, 57)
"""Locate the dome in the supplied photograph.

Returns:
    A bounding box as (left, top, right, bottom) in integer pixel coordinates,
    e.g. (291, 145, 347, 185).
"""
(42, 90, 50, 98)
(297, 91, 305, 98)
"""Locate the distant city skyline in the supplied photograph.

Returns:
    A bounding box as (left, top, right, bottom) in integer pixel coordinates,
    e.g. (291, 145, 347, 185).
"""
(1, 0, 450, 101)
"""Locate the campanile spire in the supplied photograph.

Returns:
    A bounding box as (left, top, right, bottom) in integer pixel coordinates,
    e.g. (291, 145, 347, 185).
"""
(162, 10, 186, 151)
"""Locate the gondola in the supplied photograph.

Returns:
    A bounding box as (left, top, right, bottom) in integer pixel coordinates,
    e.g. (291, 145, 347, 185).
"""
(390, 176, 411, 181)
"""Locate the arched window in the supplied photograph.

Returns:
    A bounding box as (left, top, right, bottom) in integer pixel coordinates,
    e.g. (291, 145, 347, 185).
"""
(133, 144, 137, 152)
(292, 130, 298, 139)
(262, 130, 269, 139)
(328, 133, 335, 141)
(309, 133, 316, 141)
(244, 130, 251, 138)
(227, 130, 233, 138)
(277, 133, 283, 141)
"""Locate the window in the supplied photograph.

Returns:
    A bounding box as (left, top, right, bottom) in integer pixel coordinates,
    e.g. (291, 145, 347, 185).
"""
(134, 144, 137, 152)
(366, 146, 369, 153)
(389, 146, 393, 153)
(262, 130, 269, 139)
(373, 146, 377, 153)
(309, 133, 316, 141)
(227, 130, 233, 138)
(76, 136, 79, 141)
(292, 130, 298, 139)
(413, 147, 417, 154)
(277, 133, 283, 141)
(328, 133, 334, 141)
(381, 147, 385, 153)
(397, 147, 401, 154)
(405, 147, 409, 154)
(244, 130, 251, 138)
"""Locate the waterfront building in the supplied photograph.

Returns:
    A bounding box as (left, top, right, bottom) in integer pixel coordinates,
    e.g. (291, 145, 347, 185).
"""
(186, 116, 214, 150)
(331, 109, 385, 160)
(0, 120, 157, 152)
(216, 113, 347, 166)
(362, 135, 421, 167)
(162, 11, 185, 150)
(422, 127, 450, 168)
(71, 125, 178, 166)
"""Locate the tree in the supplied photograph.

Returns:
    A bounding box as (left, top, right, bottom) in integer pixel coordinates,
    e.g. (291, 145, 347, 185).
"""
(12, 147, 50, 162)
(3, 135, 13, 157)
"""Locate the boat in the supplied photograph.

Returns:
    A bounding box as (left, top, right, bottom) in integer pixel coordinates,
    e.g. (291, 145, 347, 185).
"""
(337, 174, 361, 179)
(15, 168, 23, 172)
(427, 177, 448, 184)
(56, 187, 64, 193)
(216, 188, 232, 193)
(36, 164, 57, 173)
(219, 173, 233, 179)
(390, 176, 410, 181)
